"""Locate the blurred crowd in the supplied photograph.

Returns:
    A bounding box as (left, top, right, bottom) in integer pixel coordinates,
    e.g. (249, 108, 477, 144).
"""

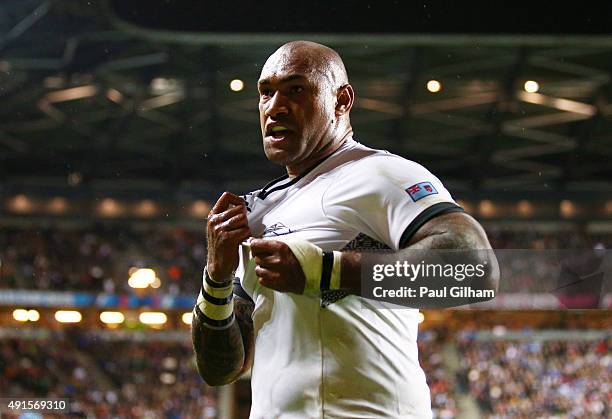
(457, 336, 611, 418)
(418, 329, 458, 419)
(0, 333, 217, 418)
(0, 330, 455, 419)
(0, 226, 205, 295)
(1, 225, 608, 295)
(2, 330, 609, 418)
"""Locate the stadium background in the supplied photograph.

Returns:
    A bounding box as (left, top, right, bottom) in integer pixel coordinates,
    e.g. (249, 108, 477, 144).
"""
(1, 1, 611, 417)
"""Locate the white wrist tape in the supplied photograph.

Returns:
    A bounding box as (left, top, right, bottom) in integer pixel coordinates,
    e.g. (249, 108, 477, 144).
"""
(279, 238, 342, 295)
(194, 268, 234, 329)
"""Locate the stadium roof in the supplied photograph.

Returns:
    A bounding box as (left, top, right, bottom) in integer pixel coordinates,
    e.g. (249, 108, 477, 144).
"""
(1, 0, 611, 199)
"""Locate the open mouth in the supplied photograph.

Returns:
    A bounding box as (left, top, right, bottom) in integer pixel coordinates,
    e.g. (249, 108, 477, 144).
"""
(266, 125, 291, 139)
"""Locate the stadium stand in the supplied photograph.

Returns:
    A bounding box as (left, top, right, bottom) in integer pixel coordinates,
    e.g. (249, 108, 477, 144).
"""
(0, 329, 218, 418)
(1, 225, 608, 294)
(2, 326, 609, 418)
(457, 331, 611, 418)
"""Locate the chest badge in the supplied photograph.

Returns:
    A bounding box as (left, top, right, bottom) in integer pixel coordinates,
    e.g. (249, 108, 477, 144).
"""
(262, 222, 293, 237)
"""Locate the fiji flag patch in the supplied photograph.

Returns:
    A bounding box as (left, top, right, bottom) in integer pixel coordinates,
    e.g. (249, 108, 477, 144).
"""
(406, 181, 438, 202)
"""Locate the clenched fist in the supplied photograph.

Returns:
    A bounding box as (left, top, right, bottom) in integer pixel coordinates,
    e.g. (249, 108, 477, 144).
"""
(206, 192, 251, 282)
(250, 239, 307, 294)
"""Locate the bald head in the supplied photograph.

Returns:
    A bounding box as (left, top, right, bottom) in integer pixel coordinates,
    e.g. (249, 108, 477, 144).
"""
(257, 41, 355, 177)
(261, 41, 349, 90)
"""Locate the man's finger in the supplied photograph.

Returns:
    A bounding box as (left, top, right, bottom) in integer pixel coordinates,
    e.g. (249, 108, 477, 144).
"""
(221, 213, 249, 231)
(250, 239, 283, 256)
(254, 254, 280, 268)
(209, 205, 246, 226)
(255, 266, 279, 282)
(210, 192, 246, 214)
(220, 227, 252, 244)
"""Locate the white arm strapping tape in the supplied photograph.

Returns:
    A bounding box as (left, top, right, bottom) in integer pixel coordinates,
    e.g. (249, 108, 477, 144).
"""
(275, 238, 342, 296)
(196, 268, 234, 322)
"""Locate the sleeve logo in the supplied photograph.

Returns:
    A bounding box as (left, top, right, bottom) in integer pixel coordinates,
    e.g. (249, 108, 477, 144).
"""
(406, 181, 438, 201)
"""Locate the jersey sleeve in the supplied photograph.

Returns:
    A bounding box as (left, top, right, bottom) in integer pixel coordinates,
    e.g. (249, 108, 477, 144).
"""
(322, 154, 463, 250)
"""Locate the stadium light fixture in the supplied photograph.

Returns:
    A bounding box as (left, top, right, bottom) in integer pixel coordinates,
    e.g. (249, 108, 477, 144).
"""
(560, 200, 576, 218)
(100, 311, 125, 324)
(524, 80, 539, 93)
(182, 312, 193, 325)
(8, 195, 33, 214)
(517, 200, 533, 217)
(426, 80, 442, 93)
(139, 312, 167, 325)
(135, 200, 157, 217)
(48, 197, 68, 214)
(128, 268, 158, 289)
(13, 309, 29, 322)
(478, 200, 495, 218)
(98, 198, 122, 217)
(14, 309, 39, 322)
(27, 310, 40, 321)
(191, 200, 211, 217)
(230, 79, 244, 92)
(55, 310, 82, 323)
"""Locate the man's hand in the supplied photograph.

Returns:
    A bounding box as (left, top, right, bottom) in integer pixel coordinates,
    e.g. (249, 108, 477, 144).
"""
(207, 192, 251, 282)
(250, 239, 307, 294)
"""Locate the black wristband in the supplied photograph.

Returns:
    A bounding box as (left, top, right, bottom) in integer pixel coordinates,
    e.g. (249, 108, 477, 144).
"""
(202, 289, 234, 306)
(204, 268, 233, 288)
(320, 251, 334, 291)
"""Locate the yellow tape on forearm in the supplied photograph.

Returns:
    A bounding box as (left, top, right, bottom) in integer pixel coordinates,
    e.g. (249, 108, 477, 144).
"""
(196, 297, 234, 321)
(194, 268, 235, 326)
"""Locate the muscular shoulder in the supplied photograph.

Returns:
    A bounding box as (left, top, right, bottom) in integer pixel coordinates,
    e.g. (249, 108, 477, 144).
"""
(342, 149, 437, 181)
(326, 151, 444, 200)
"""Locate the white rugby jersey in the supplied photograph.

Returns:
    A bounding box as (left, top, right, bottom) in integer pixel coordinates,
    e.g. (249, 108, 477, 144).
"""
(236, 138, 461, 419)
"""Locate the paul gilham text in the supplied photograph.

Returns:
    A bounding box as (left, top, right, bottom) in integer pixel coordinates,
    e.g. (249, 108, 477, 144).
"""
(373, 286, 495, 299)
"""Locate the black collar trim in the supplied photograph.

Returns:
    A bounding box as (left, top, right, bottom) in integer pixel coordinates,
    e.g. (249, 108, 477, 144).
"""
(257, 152, 336, 200)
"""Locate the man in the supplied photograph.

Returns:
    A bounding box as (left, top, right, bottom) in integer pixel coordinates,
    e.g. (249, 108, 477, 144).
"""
(192, 41, 499, 418)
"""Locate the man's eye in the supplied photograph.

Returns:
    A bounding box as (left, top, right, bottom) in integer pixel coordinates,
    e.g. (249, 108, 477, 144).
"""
(290, 86, 304, 94)
(260, 89, 273, 98)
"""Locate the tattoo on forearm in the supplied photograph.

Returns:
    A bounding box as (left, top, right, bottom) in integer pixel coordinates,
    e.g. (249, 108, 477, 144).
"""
(235, 298, 255, 370)
(192, 297, 254, 386)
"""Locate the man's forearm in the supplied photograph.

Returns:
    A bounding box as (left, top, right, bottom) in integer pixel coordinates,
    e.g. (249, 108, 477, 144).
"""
(191, 273, 254, 386)
(191, 314, 245, 386)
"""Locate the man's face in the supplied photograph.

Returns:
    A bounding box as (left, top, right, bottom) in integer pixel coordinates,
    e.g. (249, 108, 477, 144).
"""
(258, 52, 336, 169)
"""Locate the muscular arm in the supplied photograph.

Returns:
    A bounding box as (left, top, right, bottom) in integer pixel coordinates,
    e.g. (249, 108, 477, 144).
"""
(250, 210, 499, 307)
(192, 295, 254, 386)
(340, 211, 500, 307)
(191, 192, 254, 386)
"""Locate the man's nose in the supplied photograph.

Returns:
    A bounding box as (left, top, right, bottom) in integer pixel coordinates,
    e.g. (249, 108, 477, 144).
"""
(265, 91, 289, 118)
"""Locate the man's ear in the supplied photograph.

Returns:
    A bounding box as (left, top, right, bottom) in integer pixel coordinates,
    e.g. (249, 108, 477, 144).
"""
(335, 84, 355, 116)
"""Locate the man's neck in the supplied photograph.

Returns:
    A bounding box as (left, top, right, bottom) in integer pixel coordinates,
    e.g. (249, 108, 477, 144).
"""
(286, 129, 353, 178)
